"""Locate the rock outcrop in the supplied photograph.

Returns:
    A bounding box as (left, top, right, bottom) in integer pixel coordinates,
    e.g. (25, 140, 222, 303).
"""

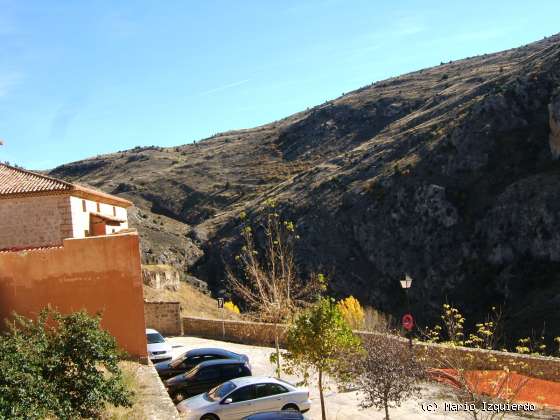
(550, 92, 560, 158)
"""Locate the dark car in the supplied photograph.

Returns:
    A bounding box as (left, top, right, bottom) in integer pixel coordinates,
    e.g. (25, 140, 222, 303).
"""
(242, 411, 306, 420)
(155, 347, 250, 380)
(164, 359, 252, 401)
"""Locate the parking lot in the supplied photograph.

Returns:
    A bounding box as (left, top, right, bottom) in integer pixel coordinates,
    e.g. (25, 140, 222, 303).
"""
(167, 336, 482, 420)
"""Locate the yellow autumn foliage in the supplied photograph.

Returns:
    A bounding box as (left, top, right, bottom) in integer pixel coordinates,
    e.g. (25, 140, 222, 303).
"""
(337, 296, 365, 330)
(224, 301, 240, 314)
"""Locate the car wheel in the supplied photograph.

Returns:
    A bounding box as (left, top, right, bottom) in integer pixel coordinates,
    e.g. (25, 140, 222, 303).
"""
(200, 414, 219, 420)
(282, 404, 300, 411)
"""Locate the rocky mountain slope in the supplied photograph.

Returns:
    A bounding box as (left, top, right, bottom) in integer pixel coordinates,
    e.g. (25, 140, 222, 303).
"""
(50, 34, 560, 341)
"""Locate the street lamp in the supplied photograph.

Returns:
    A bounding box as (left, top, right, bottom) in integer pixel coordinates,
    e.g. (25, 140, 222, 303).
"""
(399, 273, 414, 348)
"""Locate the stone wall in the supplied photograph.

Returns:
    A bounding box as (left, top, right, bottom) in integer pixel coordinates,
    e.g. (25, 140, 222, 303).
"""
(142, 265, 180, 291)
(0, 194, 72, 250)
(0, 232, 147, 360)
(145, 302, 183, 336)
(182, 316, 560, 382)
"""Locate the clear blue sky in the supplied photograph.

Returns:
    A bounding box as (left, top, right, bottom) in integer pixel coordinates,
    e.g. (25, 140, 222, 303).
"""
(0, 0, 558, 169)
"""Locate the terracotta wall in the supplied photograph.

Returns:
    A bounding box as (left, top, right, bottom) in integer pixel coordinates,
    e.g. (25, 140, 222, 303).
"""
(0, 232, 147, 361)
(144, 301, 183, 336)
(182, 316, 560, 382)
(0, 194, 72, 250)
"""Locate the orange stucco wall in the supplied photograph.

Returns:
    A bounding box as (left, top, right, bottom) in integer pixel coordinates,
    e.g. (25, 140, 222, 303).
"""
(0, 232, 147, 360)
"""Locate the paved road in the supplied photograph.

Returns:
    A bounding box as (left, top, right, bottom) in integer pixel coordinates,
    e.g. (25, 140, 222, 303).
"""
(166, 336, 537, 420)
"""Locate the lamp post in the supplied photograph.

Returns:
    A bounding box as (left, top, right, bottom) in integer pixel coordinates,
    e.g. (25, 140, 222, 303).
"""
(400, 274, 413, 348)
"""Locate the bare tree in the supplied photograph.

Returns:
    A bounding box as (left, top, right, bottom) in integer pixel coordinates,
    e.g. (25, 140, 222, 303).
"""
(227, 199, 325, 377)
(352, 333, 425, 420)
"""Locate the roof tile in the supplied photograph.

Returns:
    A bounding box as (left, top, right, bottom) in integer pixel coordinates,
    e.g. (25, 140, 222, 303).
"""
(0, 164, 72, 195)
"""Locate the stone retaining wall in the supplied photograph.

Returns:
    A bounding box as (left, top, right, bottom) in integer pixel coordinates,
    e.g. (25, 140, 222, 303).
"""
(145, 302, 183, 336)
(182, 316, 560, 382)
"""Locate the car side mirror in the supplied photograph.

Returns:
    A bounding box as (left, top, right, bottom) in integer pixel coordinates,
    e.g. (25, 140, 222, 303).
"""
(222, 398, 233, 405)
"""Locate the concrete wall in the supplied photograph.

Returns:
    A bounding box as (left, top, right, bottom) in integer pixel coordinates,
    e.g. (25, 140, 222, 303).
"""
(142, 265, 180, 291)
(0, 194, 72, 250)
(69, 196, 128, 238)
(0, 232, 147, 360)
(182, 316, 560, 382)
(145, 302, 183, 336)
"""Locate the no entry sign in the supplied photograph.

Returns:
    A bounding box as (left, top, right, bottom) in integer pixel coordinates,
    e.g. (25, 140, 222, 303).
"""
(402, 313, 415, 331)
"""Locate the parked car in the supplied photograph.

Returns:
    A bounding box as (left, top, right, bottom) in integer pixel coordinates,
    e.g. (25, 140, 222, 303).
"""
(155, 347, 250, 380)
(176, 376, 311, 420)
(242, 411, 308, 420)
(165, 359, 252, 401)
(146, 328, 173, 363)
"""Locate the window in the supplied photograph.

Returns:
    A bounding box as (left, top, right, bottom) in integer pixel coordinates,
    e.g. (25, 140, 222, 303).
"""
(113, 206, 116, 216)
(96, 202, 100, 212)
(196, 367, 219, 381)
(266, 383, 288, 396)
(221, 365, 243, 377)
(82, 200, 87, 212)
(84, 229, 89, 237)
(229, 385, 255, 403)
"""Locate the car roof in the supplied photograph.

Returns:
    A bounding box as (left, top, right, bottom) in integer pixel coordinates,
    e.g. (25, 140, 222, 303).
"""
(196, 358, 246, 368)
(186, 347, 239, 357)
(145, 328, 160, 334)
(228, 376, 295, 388)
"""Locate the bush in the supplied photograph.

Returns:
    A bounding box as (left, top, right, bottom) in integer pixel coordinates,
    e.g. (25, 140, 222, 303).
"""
(337, 296, 365, 330)
(224, 301, 240, 314)
(0, 309, 133, 419)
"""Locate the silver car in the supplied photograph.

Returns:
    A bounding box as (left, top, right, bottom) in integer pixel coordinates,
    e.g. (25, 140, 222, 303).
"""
(176, 376, 311, 420)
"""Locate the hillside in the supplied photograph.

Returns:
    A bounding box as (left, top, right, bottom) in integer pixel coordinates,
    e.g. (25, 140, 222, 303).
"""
(50, 34, 560, 340)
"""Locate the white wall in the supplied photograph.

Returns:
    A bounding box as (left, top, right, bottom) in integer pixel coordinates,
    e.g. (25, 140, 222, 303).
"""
(69, 196, 129, 238)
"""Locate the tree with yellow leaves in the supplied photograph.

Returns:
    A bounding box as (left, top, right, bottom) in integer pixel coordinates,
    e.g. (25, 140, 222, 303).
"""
(337, 296, 365, 330)
(224, 301, 240, 314)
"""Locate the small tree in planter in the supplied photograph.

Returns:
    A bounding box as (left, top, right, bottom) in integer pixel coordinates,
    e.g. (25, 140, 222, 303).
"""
(352, 334, 425, 420)
(283, 297, 362, 420)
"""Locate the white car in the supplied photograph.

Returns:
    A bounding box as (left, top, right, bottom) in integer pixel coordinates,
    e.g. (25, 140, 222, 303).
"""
(146, 328, 173, 362)
(176, 376, 311, 420)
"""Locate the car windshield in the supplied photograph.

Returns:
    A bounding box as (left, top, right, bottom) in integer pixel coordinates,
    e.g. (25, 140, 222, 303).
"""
(184, 366, 199, 379)
(146, 332, 165, 344)
(205, 381, 237, 401)
(169, 351, 190, 368)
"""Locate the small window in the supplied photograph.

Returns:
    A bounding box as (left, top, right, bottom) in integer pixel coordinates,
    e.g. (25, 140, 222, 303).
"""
(82, 200, 87, 212)
(112, 206, 116, 216)
(112, 229, 116, 233)
(196, 367, 219, 381)
(84, 229, 89, 237)
(229, 385, 256, 403)
(96, 202, 100, 212)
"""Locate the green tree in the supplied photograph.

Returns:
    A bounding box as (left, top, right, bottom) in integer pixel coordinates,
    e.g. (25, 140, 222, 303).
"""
(0, 309, 133, 419)
(283, 298, 362, 420)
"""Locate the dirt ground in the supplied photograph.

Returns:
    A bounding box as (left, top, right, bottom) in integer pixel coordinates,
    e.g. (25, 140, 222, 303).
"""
(167, 336, 552, 420)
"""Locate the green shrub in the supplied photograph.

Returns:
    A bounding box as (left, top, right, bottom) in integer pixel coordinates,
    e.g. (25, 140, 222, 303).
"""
(0, 309, 133, 419)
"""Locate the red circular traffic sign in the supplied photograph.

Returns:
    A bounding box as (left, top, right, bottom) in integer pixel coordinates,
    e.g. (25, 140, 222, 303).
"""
(402, 313, 415, 331)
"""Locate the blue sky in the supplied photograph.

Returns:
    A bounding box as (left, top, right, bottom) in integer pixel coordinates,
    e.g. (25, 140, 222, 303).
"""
(0, 1, 559, 169)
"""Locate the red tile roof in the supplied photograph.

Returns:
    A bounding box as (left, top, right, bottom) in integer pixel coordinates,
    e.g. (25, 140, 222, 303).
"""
(0, 164, 72, 195)
(0, 163, 133, 207)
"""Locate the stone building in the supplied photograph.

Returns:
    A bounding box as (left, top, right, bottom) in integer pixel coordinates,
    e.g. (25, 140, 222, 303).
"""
(0, 163, 147, 360)
(0, 163, 132, 251)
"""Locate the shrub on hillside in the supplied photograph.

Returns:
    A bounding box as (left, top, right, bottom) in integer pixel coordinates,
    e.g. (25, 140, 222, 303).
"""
(0, 309, 133, 419)
(224, 301, 240, 314)
(337, 296, 365, 330)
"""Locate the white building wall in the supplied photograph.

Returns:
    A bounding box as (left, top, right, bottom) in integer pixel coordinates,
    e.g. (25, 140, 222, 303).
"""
(69, 196, 129, 238)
